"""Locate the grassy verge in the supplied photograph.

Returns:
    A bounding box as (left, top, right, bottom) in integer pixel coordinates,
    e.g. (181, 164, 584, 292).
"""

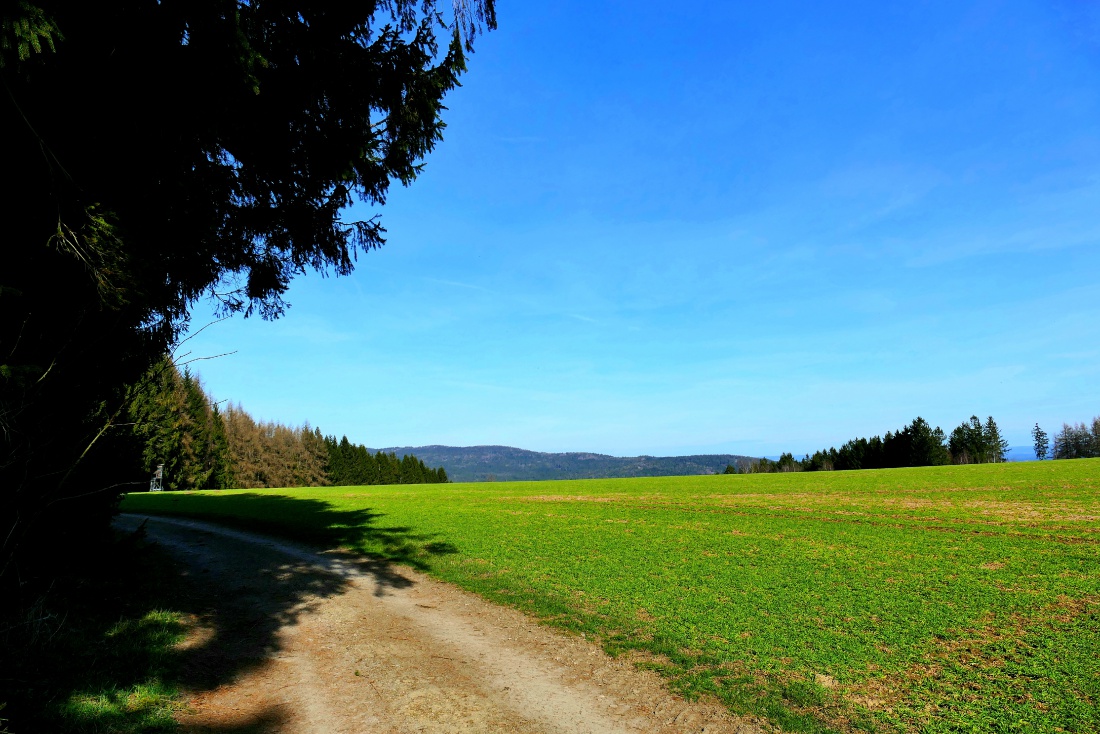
(123, 459, 1100, 733)
(1, 528, 186, 734)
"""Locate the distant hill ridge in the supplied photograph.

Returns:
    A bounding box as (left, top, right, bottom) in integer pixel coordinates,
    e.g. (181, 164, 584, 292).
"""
(366, 444, 757, 483)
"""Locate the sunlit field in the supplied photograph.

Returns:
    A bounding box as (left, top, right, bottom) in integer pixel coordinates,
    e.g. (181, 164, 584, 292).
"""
(123, 460, 1100, 733)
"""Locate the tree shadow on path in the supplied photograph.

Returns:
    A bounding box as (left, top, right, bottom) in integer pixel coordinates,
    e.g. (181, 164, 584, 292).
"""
(0, 493, 458, 732)
(113, 493, 463, 731)
(1, 493, 455, 734)
(125, 490, 456, 574)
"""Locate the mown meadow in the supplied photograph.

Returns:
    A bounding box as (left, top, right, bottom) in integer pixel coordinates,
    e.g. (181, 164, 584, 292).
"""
(122, 460, 1100, 733)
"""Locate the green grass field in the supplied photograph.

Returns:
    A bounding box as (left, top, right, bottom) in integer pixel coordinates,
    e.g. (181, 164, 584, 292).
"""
(122, 460, 1100, 734)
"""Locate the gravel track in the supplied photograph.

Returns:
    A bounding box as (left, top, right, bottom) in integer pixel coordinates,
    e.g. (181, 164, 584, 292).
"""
(117, 514, 766, 734)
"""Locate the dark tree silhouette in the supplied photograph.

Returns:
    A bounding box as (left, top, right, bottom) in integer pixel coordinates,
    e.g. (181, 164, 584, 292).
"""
(1, 1, 494, 579)
(1031, 423, 1049, 461)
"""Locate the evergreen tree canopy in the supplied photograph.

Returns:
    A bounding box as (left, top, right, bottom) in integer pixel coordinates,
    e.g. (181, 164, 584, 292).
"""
(323, 435, 449, 486)
(128, 360, 233, 491)
(790, 416, 949, 473)
(1052, 421, 1100, 460)
(948, 415, 1008, 464)
(127, 371, 450, 489)
(1032, 423, 1049, 461)
(1, 0, 493, 578)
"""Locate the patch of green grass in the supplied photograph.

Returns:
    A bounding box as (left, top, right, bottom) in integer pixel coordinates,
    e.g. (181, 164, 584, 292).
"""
(1, 534, 187, 733)
(123, 459, 1100, 733)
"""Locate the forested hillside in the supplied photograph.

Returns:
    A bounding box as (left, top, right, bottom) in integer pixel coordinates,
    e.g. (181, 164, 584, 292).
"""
(371, 445, 758, 482)
(128, 361, 447, 490)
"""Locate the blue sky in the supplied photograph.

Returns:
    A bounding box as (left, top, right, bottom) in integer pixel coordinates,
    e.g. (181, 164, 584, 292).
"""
(183, 0, 1100, 457)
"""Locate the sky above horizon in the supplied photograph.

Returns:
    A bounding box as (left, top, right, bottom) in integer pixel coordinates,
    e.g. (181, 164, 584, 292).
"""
(183, 0, 1100, 458)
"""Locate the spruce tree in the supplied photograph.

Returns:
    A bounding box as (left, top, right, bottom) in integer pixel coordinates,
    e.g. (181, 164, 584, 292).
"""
(969, 415, 988, 463)
(984, 416, 1009, 463)
(179, 369, 214, 490)
(351, 444, 374, 485)
(323, 435, 341, 483)
(128, 360, 190, 489)
(207, 404, 233, 488)
(1053, 424, 1074, 459)
(950, 416, 988, 464)
(1032, 423, 1049, 461)
(336, 437, 354, 485)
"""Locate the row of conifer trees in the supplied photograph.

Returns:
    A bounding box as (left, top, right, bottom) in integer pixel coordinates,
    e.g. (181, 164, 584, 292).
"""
(727, 414, 1011, 473)
(324, 436, 449, 486)
(1032, 416, 1100, 460)
(127, 360, 448, 491)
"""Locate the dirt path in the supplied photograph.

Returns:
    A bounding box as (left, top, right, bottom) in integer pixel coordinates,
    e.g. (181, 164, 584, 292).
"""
(116, 514, 766, 734)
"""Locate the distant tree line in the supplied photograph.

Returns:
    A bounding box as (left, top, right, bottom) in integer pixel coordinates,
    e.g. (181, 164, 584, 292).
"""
(1031, 415, 1100, 461)
(725, 415, 1010, 474)
(128, 360, 448, 490)
(324, 436, 448, 486)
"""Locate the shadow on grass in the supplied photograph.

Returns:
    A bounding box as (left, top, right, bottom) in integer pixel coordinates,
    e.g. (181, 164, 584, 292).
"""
(1, 533, 192, 733)
(123, 490, 456, 573)
(3, 493, 458, 733)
